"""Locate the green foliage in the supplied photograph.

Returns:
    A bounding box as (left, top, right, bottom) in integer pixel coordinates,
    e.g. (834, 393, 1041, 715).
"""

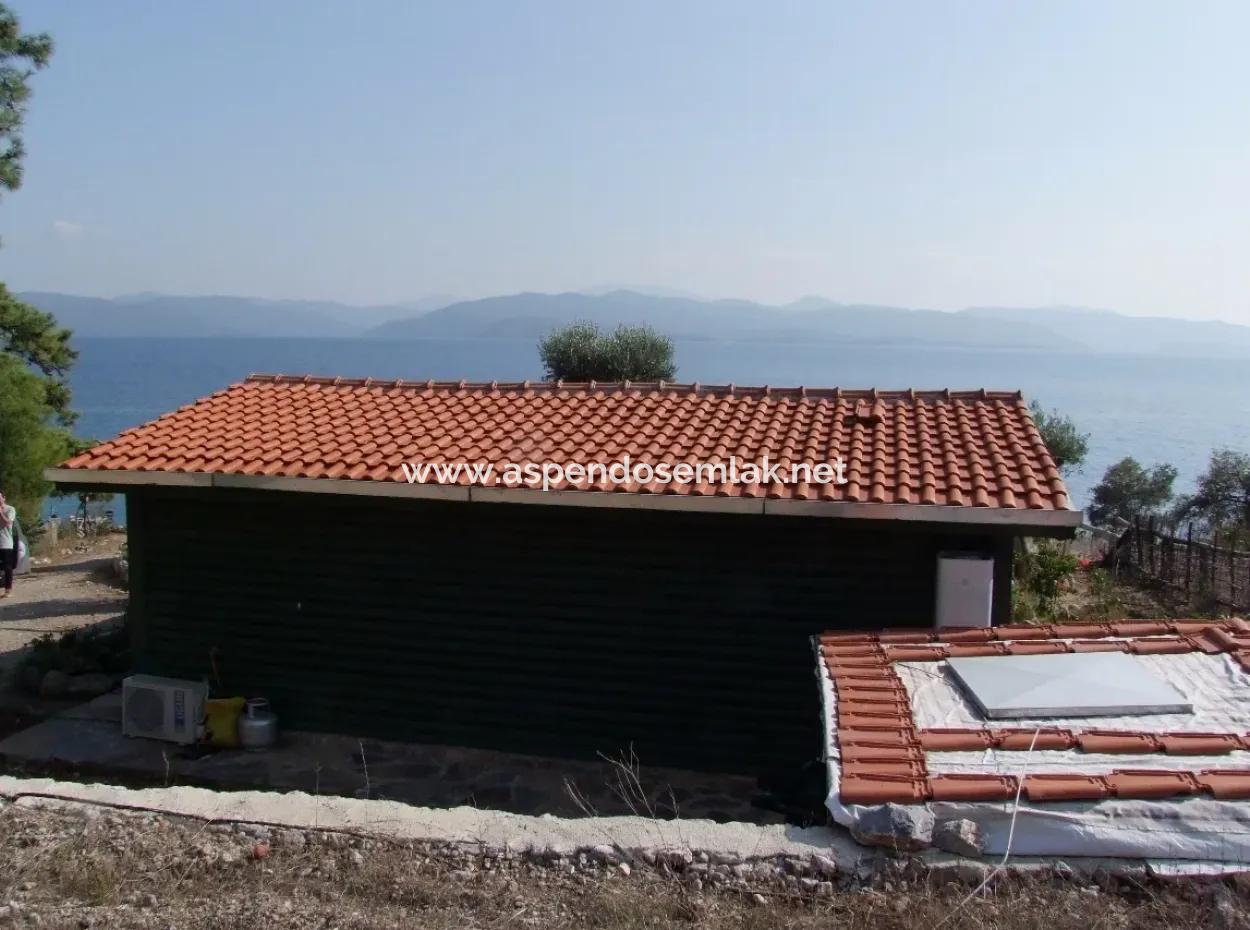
(1088, 456, 1177, 526)
(538, 321, 677, 382)
(1177, 448, 1250, 531)
(1013, 539, 1080, 620)
(1010, 584, 1041, 623)
(0, 5, 52, 196)
(0, 283, 76, 424)
(0, 9, 69, 523)
(0, 353, 73, 521)
(22, 625, 130, 689)
(1084, 567, 1125, 621)
(1029, 401, 1089, 474)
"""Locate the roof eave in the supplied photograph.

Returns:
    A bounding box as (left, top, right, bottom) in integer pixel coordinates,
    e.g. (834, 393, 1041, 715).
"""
(45, 467, 1083, 531)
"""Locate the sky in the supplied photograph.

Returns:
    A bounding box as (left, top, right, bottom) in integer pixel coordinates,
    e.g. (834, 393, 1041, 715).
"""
(0, 1, 1247, 320)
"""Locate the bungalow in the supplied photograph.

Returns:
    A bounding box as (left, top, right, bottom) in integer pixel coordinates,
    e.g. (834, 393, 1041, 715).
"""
(47, 376, 1079, 779)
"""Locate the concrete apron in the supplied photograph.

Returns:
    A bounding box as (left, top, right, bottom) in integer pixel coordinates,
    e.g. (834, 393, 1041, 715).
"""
(0, 773, 1240, 883)
(0, 772, 854, 863)
(0, 693, 779, 824)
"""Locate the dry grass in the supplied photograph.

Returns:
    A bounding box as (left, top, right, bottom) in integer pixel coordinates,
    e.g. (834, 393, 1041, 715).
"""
(0, 800, 1243, 930)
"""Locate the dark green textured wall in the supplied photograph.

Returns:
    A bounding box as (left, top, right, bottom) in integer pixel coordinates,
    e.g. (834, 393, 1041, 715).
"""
(126, 488, 1007, 775)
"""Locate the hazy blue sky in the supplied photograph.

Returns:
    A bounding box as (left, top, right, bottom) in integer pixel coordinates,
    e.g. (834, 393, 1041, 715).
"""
(0, 1, 1246, 320)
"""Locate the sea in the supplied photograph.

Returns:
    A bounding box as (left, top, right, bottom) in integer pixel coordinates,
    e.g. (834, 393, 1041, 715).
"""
(56, 336, 1250, 522)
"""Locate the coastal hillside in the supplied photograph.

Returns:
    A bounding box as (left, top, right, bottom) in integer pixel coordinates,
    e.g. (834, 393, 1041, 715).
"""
(15, 292, 444, 338)
(366, 290, 1076, 350)
(18, 288, 1250, 356)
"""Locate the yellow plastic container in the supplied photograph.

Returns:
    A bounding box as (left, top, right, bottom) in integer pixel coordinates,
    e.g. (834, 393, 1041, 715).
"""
(204, 697, 246, 747)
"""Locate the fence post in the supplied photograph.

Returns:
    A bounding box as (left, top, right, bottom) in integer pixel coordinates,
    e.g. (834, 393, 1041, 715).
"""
(1211, 531, 1220, 594)
(1231, 529, 1238, 606)
(1185, 523, 1193, 593)
(1134, 516, 1142, 572)
(1147, 515, 1156, 575)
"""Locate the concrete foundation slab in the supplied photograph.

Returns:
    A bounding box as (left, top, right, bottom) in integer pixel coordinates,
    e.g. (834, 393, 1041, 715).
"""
(0, 693, 796, 825)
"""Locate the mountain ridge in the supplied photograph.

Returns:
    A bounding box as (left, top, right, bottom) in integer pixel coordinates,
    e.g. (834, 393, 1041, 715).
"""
(16, 289, 1250, 356)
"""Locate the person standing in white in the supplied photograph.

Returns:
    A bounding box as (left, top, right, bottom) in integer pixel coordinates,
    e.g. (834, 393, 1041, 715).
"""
(0, 491, 16, 597)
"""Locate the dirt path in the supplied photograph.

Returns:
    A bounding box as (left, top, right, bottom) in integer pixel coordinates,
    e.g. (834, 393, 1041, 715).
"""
(0, 535, 128, 687)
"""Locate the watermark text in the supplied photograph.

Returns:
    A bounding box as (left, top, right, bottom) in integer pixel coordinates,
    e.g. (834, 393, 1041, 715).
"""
(399, 455, 849, 492)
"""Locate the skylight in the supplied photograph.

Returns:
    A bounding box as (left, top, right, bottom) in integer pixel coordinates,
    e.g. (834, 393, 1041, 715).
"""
(947, 652, 1193, 719)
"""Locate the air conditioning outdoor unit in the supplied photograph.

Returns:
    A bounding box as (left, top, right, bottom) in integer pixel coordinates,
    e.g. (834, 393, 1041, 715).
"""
(935, 551, 994, 629)
(121, 674, 208, 744)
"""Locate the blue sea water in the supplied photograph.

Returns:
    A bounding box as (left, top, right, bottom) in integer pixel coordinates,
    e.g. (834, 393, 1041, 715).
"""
(59, 337, 1250, 521)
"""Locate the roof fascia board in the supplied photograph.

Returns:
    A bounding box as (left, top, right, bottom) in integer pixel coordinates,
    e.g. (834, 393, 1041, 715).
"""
(44, 468, 212, 488)
(764, 497, 1082, 528)
(44, 467, 1080, 529)
(210, 473, 471, 502)
(467, 485, 765, 515)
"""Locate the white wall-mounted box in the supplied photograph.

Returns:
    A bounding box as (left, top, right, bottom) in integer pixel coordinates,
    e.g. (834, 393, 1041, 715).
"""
(935, 551, 994, 629)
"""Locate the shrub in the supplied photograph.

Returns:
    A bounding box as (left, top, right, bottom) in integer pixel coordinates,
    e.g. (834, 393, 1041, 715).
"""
(1014, 540, 1080, 619)
(538, 321, 676, 382)
(1029, 402, 1088, 475)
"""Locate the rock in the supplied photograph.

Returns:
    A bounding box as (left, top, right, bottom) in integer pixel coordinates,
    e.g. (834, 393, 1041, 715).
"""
(617, 863, 631, 876)
(928, 859, 992, 886)
(66, 673, 117, 697)
(349, 849, 365, 867)
(656, 847, 694, 869)
(38, 669, 69, 698)
(751, 893, 767, 906)
(933, 819, 984, 857)
(590, 844, 619, 864)
(850, 803, 935, 851)
(809, 853, 838, 877)
(279, 829, 307, 849)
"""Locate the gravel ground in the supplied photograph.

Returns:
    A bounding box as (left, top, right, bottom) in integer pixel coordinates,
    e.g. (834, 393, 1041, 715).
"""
(0, 535, 127, 692)
(0, 798, 1244, 929)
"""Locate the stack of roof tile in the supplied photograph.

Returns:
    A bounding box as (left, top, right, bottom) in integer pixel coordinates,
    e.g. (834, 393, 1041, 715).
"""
(819, 619, 1250, 804)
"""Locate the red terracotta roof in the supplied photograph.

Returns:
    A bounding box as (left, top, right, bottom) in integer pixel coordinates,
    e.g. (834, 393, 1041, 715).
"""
(819, 619, 1250, 805)
(57, 375, 1073, 510)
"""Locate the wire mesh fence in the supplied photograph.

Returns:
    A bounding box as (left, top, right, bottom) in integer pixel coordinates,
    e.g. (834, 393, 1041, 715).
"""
(1110, 517, 1250, 612)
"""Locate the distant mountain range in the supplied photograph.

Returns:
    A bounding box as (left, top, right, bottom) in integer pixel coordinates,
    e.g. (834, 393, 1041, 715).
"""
(16, 291, 451, 339)
(18, 289, 1250, 357)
